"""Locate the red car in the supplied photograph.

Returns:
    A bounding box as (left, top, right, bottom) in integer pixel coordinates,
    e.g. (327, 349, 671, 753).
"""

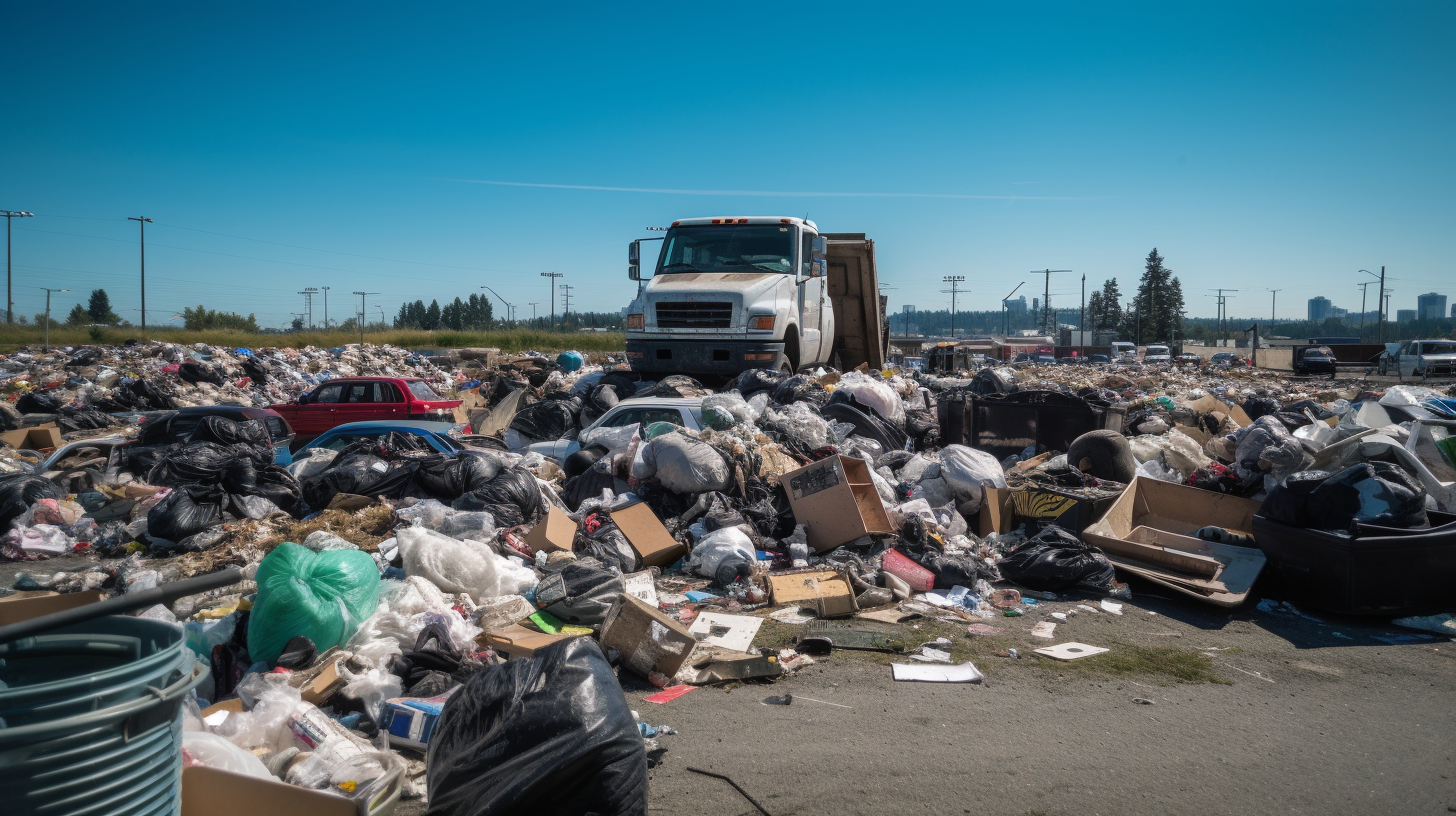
(269, 377, 461, 442)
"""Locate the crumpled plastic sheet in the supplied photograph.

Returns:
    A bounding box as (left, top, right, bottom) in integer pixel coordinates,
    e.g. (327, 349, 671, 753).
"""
(396, 526, 537, 603)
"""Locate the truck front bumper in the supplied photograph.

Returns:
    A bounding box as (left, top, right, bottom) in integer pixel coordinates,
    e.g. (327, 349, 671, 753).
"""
(626, 338, 787, 375)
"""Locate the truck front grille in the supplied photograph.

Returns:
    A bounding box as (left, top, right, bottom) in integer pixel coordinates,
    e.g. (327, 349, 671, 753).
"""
(655, 302, 732, 329)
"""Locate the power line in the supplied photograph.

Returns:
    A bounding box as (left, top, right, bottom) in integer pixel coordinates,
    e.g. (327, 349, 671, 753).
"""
(941, 276, 964, 338)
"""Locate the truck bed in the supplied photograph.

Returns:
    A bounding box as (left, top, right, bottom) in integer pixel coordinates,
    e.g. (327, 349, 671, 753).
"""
(823, 234, 886, 371)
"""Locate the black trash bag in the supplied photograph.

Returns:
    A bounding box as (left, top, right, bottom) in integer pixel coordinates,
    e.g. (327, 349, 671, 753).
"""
(414, 454, 467, 499)
(1241, 395, 1281, 422)
(632, 375, 703, 400)
(571, 515, 638, 574)
(0, 473, 66, 530)
(149, 441, 269, 488)
(57, 406, 116, 432)
(242, 356, 271, 383)
(580, 384, 621, 427)
(770, 375, 828, 406)
(1258, 469, 1334, 527)
(147, 484, 231, 542)
(740, 482, 796, 540)
(187, 416, 273, 448)
(903, 408, 939, 451)
(535, 557, 626, 625)
(998, 525, 1118, 593)
(1304, 462, 1428, 531)
(253, 465, 305, 516)
(177, 360, 225, 386)
(274, 636, 318, 671)
(15, 392, 61, 414)
(509, 399, 578, 442)
(66, 347, 103, 367)
(426, 638, 647, 816)
(876, 449, 916, 472)
(301, 451, 422, 509)
(562, 461, 619, 513)
(563, 444, 607, 481)
(126, 377, 178, 410)
(597, 372, 639, 400)
(897, 515, 999, 588)
(452, 465, 545, 527)
(732, 368, 787, 399)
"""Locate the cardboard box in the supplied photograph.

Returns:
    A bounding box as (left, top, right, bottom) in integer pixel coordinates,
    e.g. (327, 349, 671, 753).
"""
(1, 423, 63, 452)
(599, 593, 696, 679)
(525, 503, 577, 554)
(767, 570, 858, 618)
(379, 689, 457, 751)
(1008, 483, 1122, 534)
(0, 589, 105, 625)
(782, 455, 894, 552)
(478, 623, 577, 660)
(182, 766, 356, 816)
(978, 486, 1014, 537)
(1083, 476, 1265, 607)
(288, 649, 350, 705)
(608, 501, 688, 568)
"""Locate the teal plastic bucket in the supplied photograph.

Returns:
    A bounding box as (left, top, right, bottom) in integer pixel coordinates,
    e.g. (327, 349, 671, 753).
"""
(0, 616, 205, 816)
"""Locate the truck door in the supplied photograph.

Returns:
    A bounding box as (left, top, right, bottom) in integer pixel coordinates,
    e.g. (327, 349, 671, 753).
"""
(1400, 343, 1418, 378)
(797, 230, 825, 364)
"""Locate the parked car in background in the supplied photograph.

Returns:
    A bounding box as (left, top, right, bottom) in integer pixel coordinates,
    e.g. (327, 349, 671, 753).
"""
(269, 377, 460, 444)
(1293, 345, 1338, 376)
(1142, 344, 1172, 364)
(1109, 341, 1137, 360)
(1174, 353, 1203, 365)
(1088, 354, 1111, 364)
(527, 397, 705, 464)
(1210, 352, 1248, 367)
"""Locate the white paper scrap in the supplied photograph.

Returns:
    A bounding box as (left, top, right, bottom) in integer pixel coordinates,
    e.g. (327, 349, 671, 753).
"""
(891, 661, 985, 683)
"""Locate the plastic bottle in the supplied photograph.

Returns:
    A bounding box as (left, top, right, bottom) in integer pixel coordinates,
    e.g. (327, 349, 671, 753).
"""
(785, 525, 810, 569)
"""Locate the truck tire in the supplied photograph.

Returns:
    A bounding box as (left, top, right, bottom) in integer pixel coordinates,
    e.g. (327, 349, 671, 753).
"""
(783, 329, 800, 374)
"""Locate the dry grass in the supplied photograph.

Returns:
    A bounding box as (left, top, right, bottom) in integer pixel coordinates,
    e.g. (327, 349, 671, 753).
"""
(0, 325, 626, 354)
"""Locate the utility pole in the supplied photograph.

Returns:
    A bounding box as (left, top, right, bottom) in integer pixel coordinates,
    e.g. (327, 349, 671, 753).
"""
(40, 287, 69, 351)
(1030, 269, 1070, 335)
(528, 302, 539, 324)
(127, 216, 153, 331)
(1267, 289, 1280, 322)
(1357, 281, 1371, 340)
(1214, 288, 1239, 345)
(352, 291, 379, 346)
(1362, 267, 1387, 343)
(298, 287, 318, 329)
(1001, 281, 1025, 336)
(541, 272, 563, 329)
(320, 286, 330, 328)
(941, 276, 964, 338)
(560, 284, 574, 324)
(1079, 273, 1086, 356)
(2, 210, 34, 324)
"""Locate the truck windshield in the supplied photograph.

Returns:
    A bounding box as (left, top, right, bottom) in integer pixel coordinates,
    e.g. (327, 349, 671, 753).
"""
(1422, 342, 1456, 355)
(656, 225, 794, 274)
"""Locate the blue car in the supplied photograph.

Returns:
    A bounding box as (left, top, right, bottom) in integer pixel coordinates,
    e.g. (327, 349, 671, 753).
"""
(297, 420, 466, 456)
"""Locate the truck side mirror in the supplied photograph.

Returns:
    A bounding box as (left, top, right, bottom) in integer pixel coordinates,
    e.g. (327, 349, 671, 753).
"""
(628, 240, 642, 281)
(297, 394, 310, 405)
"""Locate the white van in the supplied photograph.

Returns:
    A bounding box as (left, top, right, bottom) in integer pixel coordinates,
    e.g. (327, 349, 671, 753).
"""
(1110, 341, 1137, 360)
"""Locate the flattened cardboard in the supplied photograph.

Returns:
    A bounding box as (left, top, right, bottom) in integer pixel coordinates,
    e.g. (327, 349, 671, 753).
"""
(0, 589, 105, 625)
(478, 623, 577, 660)
(978, 485, 1014, 537)
(767, 570, 858, 618)
(1083, 476, 1265, 607)
(1, 423, 63, 452)
(524, 503, 576, 555)
(599, 593, 696, 679)
(182, 766, 355, 816)
(608, 501, 688, 568)
(782, 455, 893, 552)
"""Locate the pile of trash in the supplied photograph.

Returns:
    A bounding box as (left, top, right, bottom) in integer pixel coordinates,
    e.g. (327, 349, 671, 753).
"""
(2, 340, 1454, 814)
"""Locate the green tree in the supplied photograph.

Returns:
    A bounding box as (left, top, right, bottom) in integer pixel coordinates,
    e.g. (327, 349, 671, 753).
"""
(1092, 278, 1123, 331)
(1131, 248, 1183, 344)
(65, 304, 90, 326)
(425, 299, 441, 330)
(181, 305, 259, 332)
(87, 289, 120, 324)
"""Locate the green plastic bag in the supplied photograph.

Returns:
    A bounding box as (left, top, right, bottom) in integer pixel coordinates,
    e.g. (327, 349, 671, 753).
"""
(247, 541, 381, 666)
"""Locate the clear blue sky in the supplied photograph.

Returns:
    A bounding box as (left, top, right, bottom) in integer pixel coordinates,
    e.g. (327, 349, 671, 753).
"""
(2, 1, 1452, 329)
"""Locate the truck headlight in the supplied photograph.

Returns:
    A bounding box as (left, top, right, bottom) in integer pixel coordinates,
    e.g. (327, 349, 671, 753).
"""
(749, 315, 775, 330)
(627, 313, 644, 330)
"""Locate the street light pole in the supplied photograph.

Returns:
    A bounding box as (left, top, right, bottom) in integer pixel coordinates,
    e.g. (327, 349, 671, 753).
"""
(541, 272, 563, 329)
(127, 217, 153, 332)
(321, 286, 330, 328)
(528, 302, 539, 324)
(2, 210, 35, 324)
(1000, 281, 1025, 336)
(1267, 289, 1280, 322)
(40, 287, 69, 351)
(481, 286, 513, 327)
(1357, 281, 1371, 341)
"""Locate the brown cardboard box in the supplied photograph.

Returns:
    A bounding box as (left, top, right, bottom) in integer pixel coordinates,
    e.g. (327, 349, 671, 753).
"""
(1, 423, 63, 452)
(978, 486, 1014, 537)
(525, 504, 577, 555)
(782, 455, 894, 552)
(767, 570, 858, 618)
(608, 501, 688, 568)
(0, 590, 105, 625)
(599, 594, 696, 679)
(289, 650, 349, 705)
(182, 766, 356, 816)
(1083, 476, 1265, 607)
(479, 623, 578, 660)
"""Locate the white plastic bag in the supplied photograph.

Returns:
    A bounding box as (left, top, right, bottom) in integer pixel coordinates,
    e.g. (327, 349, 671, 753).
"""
(938, 445, 1007, 514)
(683, 527, 756, 584)
(835, 371, 905, 426)
(183, 731, 274, 780)
(396, 526, 537, 602)
(631, 432, 732, 494)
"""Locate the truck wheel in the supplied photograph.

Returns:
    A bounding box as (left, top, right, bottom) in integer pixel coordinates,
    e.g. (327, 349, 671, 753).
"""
(783, 330, 800, 374)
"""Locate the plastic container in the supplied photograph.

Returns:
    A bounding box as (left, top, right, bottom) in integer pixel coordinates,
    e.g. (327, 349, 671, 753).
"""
(0, 616, 206, 816)
(1253, 510, 1456, 615)
(882, 548, 935, 593)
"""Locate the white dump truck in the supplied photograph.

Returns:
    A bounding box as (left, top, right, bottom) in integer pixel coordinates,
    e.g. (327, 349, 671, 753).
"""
(624, 216, 886, 378)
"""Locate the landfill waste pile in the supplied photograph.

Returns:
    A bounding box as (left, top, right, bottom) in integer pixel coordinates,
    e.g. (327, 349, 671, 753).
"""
(1, 343, 1454, 815)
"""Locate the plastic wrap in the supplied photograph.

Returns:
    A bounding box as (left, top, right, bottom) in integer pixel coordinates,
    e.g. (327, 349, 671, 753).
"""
(247, 541, 382, 666)
(938, 445, 1007, 515)
(764, 402, 834, 448)
(0, 472, 66, 530)
(452, 465, 546, 528)
(534, 557, 626, 625)
(426, 638, 647, 816)
(684, 527, 756, 585)
(834, 371, 905, 426)
(1229, 415, 1307, 486)
(701, 392, 759, 430)
(397, 525, 537, 602)
(630, 432, 732, 494)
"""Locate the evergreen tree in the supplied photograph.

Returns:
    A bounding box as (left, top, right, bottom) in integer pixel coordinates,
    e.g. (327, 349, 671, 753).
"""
(394, 303, 410, 328)
(65, 304, 90, 325)
(1131, 248, 1184, 344)
(87, 289, 120, 324)
(1094, 279, 1123, 331)
(425, 299, 441, 330)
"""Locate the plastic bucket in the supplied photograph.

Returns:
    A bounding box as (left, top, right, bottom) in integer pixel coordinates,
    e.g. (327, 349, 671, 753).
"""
(0, 616, 205, 816)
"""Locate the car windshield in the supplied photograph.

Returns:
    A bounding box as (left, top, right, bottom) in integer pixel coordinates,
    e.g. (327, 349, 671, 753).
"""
(1423, 342, 1456, 355)
(408, 381, 442, 400)
(1147, 346, 1169, 355)
(657, 224, 794, 274)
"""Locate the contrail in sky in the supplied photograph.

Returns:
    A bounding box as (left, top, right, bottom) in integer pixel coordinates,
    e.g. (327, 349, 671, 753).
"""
(444, 178, 1097, 201)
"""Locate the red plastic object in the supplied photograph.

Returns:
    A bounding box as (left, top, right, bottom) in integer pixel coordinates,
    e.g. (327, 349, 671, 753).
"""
(882, 548, 935, 593)
(644, 685, 696, 704)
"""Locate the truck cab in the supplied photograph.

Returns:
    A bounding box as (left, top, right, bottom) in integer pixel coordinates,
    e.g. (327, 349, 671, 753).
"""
(1389, 339, 1456, 380)
(625, 217, 843, 377)
(1109, 341, 1137, 360)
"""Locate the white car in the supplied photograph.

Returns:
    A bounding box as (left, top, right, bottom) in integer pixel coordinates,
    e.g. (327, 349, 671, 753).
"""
(527, 397, 706, 465)
(1142, 344, 1172, 364)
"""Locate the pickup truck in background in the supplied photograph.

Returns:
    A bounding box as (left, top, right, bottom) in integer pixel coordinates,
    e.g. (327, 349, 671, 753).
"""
(623, 217, 886, 378)
(269, 376, 460, 443)
(1380, 339, 1456, 380)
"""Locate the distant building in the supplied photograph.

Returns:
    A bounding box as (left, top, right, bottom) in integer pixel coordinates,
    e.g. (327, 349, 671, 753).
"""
(1307, 296, 1333, 322)
(1331, 307, 1349, 319)
(1397, 309, 1417, 323)
(1004, 295, 1027, 315)
(1452, 303, 1456, 319)
(1417, 292, 1447, 321)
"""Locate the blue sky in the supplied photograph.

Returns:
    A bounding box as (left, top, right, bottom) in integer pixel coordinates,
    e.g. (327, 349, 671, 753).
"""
(2, 1, 1451, 328)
